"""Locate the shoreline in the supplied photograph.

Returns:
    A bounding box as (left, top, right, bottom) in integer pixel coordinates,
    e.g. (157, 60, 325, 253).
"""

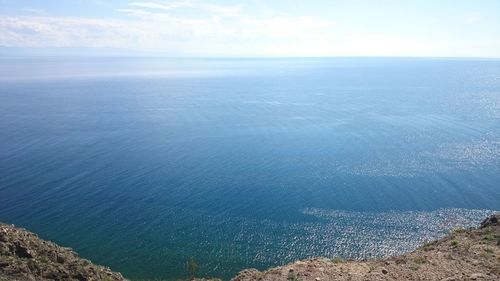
(231, 214, 500, 281)
(1, 214, 499, 281)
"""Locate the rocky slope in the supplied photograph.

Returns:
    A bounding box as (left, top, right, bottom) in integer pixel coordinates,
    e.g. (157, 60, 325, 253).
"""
(0, 223, 125, 281)
(1, 214, 498, 281)
(232, 213, 500, 281)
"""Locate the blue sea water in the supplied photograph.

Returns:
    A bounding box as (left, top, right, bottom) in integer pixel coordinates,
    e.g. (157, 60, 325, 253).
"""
(0, 57, 499, 280)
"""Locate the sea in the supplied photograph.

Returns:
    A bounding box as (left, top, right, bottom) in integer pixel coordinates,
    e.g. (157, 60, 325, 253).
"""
(0, 57, 499, 280)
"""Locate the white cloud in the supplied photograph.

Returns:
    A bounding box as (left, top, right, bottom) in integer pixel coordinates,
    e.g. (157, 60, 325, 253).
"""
(127, 1, 243, 17)
(241, 17, 333, 38)
(2, 2, 497, 57)
(0, 0, 336, 56)
(200, 3, 243, 17)
(0, 13, 445, 57)
(129, 1, 195, 11)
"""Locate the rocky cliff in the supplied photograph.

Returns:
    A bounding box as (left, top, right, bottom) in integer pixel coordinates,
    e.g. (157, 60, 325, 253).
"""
(232, 213, 500, 281)
(0, 223, 125, 281)
(1, 214, 499, 281)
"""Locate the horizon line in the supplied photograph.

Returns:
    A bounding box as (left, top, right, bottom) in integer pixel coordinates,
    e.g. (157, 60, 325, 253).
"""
(1, 54, 500, 60)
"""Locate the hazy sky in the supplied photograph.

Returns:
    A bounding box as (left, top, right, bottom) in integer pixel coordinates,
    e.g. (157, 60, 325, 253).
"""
(1, 0, 499, 57)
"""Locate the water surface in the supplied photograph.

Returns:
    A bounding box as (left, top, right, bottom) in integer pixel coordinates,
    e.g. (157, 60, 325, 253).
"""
(0, 57, 499, 280)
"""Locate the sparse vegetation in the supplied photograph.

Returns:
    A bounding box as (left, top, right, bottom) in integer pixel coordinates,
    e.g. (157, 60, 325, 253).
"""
(331, 257, 345, 264)
(287, 269, 303, 281)
(287, 275, 302, 281)
(2, 213, 500, 281)
(482, 234, 495, 241)
(231, 213, 500, 281)
(0, 223, 125, 281)
(464, 241, 472, 251)
(409, 264, 420, 271)
(254, 271, 264, 280)
(394, 257, 407, 265)
(421, 243, 435, 252)
(413, 256, 427, 264)
(186, 257, 199, 280)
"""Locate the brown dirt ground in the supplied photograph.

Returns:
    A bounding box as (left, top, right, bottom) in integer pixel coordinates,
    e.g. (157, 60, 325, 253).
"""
(231, 214, 500, 281)
(0, 223, 125, 281)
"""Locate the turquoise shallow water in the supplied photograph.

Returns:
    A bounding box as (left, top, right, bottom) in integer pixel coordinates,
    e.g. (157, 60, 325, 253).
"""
(0, 58, 499, 280)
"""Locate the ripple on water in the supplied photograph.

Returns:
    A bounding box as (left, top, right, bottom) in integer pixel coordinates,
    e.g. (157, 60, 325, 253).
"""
(333, 138, 500, 178)
(120, 207, 495, 279)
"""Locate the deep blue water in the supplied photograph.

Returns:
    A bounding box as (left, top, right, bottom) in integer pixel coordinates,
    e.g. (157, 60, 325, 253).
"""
(0, 57, 499, 280)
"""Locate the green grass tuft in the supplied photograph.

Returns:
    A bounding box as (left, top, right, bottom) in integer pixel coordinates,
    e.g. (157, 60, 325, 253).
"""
(331, 257, 345, 264)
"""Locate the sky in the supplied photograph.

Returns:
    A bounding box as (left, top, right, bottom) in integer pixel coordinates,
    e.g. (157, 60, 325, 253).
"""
(0, 0, 499, 57)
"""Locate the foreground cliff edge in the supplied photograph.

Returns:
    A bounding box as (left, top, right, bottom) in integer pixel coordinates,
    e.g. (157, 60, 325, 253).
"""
(0, 223, 125, 281)
(232, 213, 500, 281)
(1, 214, 499, 281)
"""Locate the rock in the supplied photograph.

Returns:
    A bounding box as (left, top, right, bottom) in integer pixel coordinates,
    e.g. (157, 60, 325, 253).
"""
(4, 212, 500, 281)
(14, 243, 33, 258)
(0, 260, 9, 268)
(480, 213, 499, 228)
(232, 269, 261, 281)
(287, 268, 296, 279)
(0, 223, 125, 281)
(0, 232, 7, 243)
(56, 254, 65, 264)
